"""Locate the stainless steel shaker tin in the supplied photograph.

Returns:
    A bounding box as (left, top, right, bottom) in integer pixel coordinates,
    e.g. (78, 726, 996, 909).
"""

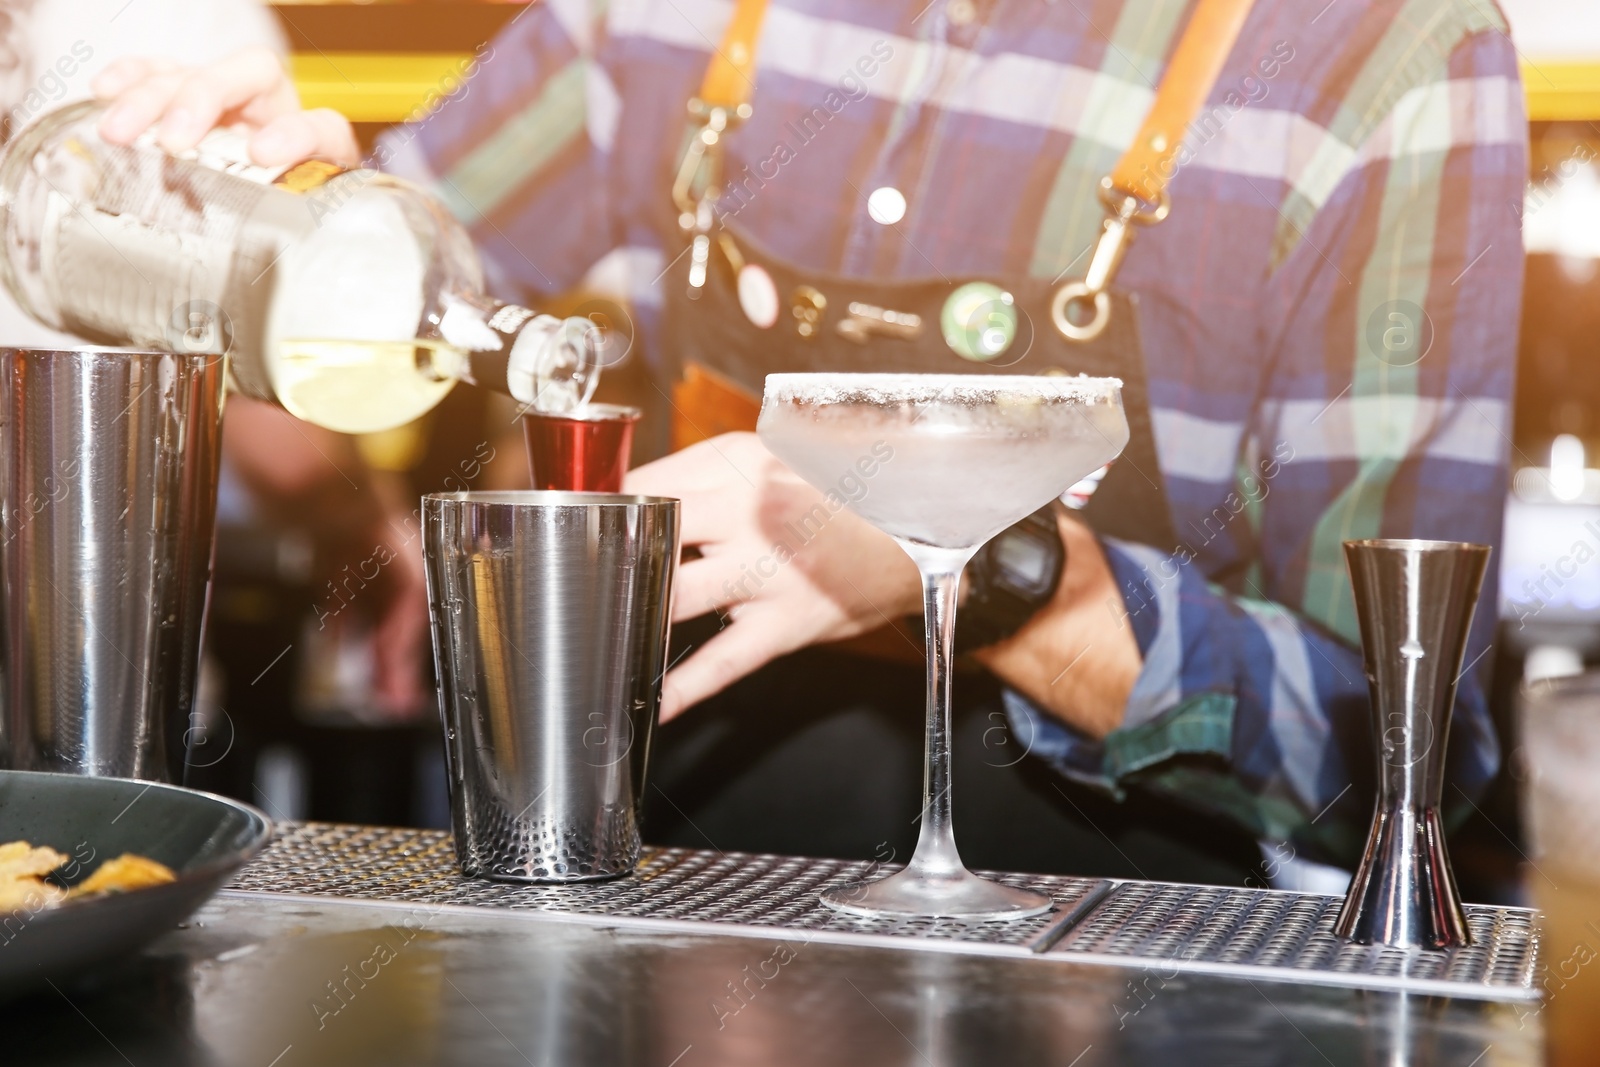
(0, 347, 226, 781)
(422, 491, 679, 882)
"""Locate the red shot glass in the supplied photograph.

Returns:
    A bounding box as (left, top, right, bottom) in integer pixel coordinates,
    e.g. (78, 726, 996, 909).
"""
(522, 404, 641, 493)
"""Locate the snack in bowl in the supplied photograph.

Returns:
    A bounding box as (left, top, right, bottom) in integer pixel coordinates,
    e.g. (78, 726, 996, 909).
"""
(0, 843, 69, 910)
(69, 854, 178, 897)
(0, 841, 175, 912)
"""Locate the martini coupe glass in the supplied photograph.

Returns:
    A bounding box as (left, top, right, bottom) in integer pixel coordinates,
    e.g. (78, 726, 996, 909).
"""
(756, 372, 1130, 920)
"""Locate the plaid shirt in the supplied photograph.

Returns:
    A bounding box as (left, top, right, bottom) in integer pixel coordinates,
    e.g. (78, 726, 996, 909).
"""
(379, 0, 1527, 863)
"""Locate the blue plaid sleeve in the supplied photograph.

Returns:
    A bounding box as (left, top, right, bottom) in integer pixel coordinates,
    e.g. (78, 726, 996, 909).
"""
(1008, 30, 1524, 866)
(1006, 536, 1379, 862)
(372, 1, 616, 302)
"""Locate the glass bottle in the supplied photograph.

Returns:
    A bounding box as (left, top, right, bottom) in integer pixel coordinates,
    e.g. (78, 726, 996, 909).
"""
(0, 101, 599, 434)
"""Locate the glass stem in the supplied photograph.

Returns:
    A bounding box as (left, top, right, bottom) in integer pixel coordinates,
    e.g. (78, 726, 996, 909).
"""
(901, 542, 979, 881)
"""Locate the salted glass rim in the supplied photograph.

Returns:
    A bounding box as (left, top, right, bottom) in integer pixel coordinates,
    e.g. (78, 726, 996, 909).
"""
(761, 372, 1124, 403)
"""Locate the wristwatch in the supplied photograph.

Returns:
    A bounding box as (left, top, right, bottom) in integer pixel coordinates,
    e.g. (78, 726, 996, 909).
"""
(953, 505, 1067, 654)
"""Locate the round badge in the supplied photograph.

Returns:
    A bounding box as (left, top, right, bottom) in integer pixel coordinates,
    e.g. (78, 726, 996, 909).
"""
(941, 282, 1017, 361)
(737, 263, 780, 329)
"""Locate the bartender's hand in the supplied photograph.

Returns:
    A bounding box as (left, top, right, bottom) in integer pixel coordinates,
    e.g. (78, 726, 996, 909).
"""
(624, 433, 922, 722)
(629, 433, 1141, 737)
(91, 47, 359, 167)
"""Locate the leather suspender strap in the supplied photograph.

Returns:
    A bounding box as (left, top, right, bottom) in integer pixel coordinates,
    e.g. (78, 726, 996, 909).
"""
(1052, 0, 1256, 343)
(676, 0, 1254, 338)
(698, 0, 769, 110)
(1109, 0, 1256, 206)
(673, 0, 770, 297)
(694, 0, 1250, 193)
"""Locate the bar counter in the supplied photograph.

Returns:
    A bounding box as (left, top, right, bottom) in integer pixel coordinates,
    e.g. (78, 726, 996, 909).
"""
(0, 823, 1544, 1066)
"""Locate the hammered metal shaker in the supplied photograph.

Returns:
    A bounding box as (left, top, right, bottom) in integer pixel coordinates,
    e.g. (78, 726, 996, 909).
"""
(422, 491, 678, 883)
(1334, 539, 1490, 949)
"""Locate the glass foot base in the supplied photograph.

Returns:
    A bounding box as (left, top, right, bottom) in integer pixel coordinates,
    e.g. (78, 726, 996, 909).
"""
(821, 867, 1052, 921)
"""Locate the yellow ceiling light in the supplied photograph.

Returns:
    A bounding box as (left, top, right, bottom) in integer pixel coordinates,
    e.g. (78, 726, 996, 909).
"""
(1522, 59, 1600, 123)
(292, 53, 1597, 127)
(290, 52, 477, 124)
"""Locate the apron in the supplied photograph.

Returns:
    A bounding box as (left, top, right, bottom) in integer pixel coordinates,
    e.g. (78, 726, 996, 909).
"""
(643, 0, 1262, 877)
(657, 0, 1255, 557)
(663, 222, 1177, 551)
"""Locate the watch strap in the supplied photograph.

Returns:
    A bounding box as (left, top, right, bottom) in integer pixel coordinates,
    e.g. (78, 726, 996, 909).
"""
(953, 505, 1066, 655)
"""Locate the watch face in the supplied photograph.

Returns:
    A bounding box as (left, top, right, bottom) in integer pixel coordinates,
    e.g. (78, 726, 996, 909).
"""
(994, 532, 1056, 596)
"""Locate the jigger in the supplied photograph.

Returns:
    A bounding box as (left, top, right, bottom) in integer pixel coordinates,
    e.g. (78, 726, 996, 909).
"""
(1334, 538, 1490, 949)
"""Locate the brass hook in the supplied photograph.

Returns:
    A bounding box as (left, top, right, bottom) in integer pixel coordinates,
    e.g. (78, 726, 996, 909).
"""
(1051, 176, 1170, 343)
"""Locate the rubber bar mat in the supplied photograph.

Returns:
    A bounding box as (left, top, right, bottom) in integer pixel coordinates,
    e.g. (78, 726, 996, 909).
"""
(225, 823, 1540, 1001)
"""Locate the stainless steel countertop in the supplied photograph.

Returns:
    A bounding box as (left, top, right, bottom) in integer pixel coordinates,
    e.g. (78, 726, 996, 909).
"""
(0, 890, 1542, 1066)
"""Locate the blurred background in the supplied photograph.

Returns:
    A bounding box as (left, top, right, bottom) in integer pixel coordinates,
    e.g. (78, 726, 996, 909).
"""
(169, 1, 1600, 905)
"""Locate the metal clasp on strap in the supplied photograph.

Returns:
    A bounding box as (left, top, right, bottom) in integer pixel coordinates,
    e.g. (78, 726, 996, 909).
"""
(835, 301, 923, 344)
(1050, 177, 1170, 343)
(672, 98, 752, 300)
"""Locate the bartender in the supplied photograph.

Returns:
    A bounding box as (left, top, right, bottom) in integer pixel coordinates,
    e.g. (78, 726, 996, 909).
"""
(96, 0, 1525, 879)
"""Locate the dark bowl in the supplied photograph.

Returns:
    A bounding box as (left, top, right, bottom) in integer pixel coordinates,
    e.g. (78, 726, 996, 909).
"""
(0, 770, 272, 998)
